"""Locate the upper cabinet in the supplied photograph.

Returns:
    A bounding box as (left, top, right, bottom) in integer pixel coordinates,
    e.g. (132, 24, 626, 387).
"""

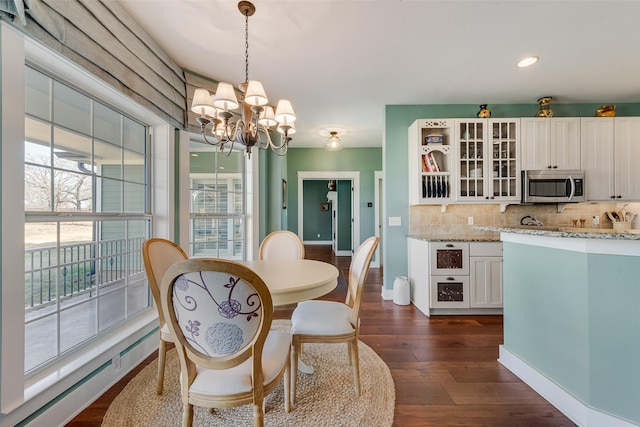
(520, 117, 581, 170)
(409, 118, 520, 206)
(408, 119, 454, 205)
(455, 119, 520, 203)
(581, 117, 640, 201)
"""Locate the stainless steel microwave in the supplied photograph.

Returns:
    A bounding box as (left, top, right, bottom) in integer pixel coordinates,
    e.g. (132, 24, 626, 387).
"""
(521, 170, 586, 203)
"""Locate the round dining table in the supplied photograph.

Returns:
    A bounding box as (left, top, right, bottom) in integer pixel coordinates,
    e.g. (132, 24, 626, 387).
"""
(240, 259, 339, 306)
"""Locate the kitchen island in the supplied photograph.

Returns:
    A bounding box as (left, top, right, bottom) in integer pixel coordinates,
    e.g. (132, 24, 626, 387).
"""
(478, 226, 640, 427)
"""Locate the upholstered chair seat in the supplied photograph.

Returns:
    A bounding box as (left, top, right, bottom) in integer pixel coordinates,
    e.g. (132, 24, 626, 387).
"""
(291, 300, 355, 335)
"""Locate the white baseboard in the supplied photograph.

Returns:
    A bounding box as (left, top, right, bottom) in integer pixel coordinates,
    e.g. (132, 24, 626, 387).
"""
(381, 286, 393, 300)
(498, 346, 637, 427)
(302, 240, 332, 245)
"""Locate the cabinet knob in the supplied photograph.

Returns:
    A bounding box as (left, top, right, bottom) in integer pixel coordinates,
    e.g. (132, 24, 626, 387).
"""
(617, 195, 622, 199)
(611, 195, 616, 199)
(552, 165, 558, 169)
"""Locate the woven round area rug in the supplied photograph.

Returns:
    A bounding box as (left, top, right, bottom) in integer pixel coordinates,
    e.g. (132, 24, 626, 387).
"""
(102, 320, 395, 426)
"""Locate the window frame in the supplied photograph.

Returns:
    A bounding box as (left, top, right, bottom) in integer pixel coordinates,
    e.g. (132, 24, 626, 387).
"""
(0, 23, 175, 416)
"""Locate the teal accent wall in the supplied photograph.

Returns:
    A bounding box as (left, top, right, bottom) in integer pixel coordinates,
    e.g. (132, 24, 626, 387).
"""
(284, 147, 382, 246)
(301, 180, 332, 241)
(264, 148, 287, 236)
(503, 241, 640, 424)
(258, 150, 268, 242)
(337, 179, 352, 251)
(383, 103, 640, 292)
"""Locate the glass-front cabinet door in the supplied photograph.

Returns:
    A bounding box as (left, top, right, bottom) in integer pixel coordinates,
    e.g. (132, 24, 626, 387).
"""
(489, 120, 519, 201)
(457, 119, 486, 200)
(456, 118, 520, 203)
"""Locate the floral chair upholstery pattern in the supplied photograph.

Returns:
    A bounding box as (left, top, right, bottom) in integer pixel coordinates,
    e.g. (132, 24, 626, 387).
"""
(171, 270, 263, 358)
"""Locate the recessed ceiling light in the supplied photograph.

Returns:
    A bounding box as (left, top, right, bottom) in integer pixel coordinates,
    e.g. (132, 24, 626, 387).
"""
(517, 56, 539, 68)
(191, 153, 199, 157)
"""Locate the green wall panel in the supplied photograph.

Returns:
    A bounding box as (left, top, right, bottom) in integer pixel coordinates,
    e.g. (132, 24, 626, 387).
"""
(337, 179, 352, 251)
(302, 180, 332, 241)
(284, 147, 382, 247)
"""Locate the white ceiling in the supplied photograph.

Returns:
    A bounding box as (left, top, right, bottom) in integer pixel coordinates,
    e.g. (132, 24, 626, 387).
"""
(118, 1, 640, 149)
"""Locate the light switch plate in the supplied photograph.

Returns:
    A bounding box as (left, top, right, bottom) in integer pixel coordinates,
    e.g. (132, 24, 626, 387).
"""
(388, 216, 401, 226)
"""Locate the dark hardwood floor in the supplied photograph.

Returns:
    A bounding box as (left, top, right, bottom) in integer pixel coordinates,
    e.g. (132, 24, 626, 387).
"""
(68, 245, 575, 427)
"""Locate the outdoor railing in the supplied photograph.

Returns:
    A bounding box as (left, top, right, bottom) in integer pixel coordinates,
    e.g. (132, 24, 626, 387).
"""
(24, 237, 145, 309)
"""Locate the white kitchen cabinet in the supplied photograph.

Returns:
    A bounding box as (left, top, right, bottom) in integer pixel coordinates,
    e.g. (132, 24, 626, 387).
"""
(407, 238, 503, 316)
(408, 119, 454, 205)
(520, 117, 581, 170)
(469, 242, 503, 308)
(469, 256, 503, 308)
(581, 117, 640, 201)
(407, 237, 430, 315)
(455, 118, 520, 203)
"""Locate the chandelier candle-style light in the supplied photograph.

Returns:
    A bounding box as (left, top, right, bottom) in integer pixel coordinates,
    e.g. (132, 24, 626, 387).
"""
(325, 131, 343, 151)
(191, 1, 296, 158)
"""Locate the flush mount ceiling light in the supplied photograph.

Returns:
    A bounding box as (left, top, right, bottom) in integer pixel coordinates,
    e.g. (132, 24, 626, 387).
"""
(190, 1, 296, 158)
(517, 56, 539, 68)
(325, 131, 343, 151)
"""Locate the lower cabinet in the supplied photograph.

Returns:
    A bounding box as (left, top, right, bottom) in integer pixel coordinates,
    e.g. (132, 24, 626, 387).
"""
(408, 237, 503, 316)
(469, 256, 503, 308)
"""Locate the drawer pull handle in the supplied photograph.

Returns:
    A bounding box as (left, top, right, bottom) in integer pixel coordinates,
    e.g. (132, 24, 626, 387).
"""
(445, 244, 454, 248)
(446, 277, 455, 281)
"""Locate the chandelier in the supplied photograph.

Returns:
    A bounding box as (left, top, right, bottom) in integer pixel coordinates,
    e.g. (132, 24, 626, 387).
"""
(190, 1, 296, 158)
(325, 131, 343, 151)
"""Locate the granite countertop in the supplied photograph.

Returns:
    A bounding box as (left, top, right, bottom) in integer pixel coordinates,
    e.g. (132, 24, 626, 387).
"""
(407, 235, 500, 242)
(473, 225, 640, 241)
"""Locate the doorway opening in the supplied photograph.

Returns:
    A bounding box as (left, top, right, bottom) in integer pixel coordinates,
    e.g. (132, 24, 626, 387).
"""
(297, 171, 360, 256)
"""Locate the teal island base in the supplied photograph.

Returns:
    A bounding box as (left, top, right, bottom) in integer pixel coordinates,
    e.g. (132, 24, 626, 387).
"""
(499, 232, 640, 427)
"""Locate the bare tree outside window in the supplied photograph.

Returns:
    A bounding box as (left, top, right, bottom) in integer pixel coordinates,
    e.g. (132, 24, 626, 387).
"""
(25, 154, 92, 212)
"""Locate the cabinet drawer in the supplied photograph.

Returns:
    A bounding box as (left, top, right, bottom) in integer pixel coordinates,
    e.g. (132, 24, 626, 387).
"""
(430, 275, 470, 309)
(429, 242, 469, 275)
(469, 242, 502, 257)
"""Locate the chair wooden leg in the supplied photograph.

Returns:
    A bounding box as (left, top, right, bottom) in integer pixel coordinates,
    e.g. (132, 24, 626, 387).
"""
(284, 351, 291, 413)
(156, 340, 167, 395)
(253, 401, 264, 427)
(291, 339, 299, 405)
(182, 403, 193, 427)
(350, 340, 360, 397)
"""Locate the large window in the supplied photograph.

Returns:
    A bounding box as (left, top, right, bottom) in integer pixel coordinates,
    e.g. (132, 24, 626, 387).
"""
(23, 66, 151, 373)
(189, 142, 245, 259)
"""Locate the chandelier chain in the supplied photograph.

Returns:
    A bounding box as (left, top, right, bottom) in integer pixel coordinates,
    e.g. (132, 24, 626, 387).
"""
(244, 12, 249, 84)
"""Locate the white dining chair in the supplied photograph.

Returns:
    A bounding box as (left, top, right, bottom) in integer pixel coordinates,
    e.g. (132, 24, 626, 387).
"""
(259, 230, 305, 261)
(161, 258, 291, 427)
(142, 238, 188, 395)
(290, 236, 379, 403)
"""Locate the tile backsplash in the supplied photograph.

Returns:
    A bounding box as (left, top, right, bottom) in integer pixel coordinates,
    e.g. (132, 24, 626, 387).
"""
(409, 202, 640, 240)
